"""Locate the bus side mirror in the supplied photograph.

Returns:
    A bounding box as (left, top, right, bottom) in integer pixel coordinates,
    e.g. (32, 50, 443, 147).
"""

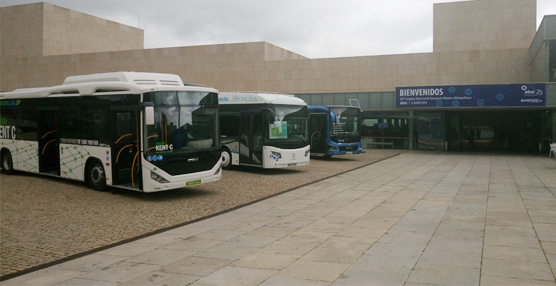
(260, 108, 275, 124)
(145, 106, 154, 125)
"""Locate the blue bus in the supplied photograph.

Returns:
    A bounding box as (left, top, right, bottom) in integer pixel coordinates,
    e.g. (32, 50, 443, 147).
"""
(307, 105, 362, 157)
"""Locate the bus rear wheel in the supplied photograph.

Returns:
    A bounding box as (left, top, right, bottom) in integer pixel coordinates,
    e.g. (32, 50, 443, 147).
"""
(1, 150, 14, 175)
(88, 160, 107, 191)
(221, 149, 232, 170)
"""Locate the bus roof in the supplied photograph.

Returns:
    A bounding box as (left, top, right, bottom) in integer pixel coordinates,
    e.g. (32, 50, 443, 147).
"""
(309, 105, 359, 108)
(219, 92, 307, 106)
(307, 105, 361, 113)
(0, 72, 217, 99)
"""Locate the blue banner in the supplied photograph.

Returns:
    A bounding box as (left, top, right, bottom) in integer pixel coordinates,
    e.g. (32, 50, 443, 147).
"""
(396, 83, 546, 108)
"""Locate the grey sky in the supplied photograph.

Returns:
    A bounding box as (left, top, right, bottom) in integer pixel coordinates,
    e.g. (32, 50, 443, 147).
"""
(2, 0, 555, 58)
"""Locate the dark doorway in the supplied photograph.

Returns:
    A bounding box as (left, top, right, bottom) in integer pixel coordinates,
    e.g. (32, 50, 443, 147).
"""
(446, 110, 543, 153)
(39, 110, 60, 175)
(111, 110, 139, 187)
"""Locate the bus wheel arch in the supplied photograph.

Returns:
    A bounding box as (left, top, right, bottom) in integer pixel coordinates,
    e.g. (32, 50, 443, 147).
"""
(1, 149, 14, 175)
(221, 148, 233, 170)
(85, 158, 107, 191)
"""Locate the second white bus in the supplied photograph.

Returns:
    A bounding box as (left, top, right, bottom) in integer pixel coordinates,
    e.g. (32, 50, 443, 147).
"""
(219, 92, 310, 169)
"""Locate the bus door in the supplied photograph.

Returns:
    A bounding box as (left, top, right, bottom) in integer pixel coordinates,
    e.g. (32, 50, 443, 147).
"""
(111, 109, 140, 188)
(39, 110, 60, 175)
(309, 113, 327, 153)
(240, 112, 263, 166)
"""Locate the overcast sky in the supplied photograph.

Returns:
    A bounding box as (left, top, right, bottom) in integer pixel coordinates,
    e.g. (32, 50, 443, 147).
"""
(2, 0, 555, 58)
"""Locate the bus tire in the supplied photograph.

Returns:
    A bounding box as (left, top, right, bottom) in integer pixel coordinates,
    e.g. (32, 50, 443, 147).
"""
(1, 150, 14, 175)
(221, 149, 233, 170)
(87, 160, 107, 191)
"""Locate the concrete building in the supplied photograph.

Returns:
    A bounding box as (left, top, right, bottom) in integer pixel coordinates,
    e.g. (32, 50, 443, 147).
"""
(1, 1, 555, 153)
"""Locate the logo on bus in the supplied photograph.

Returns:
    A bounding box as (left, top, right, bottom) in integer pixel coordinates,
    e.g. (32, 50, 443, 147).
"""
(155, 142, 173, 153)
(0, 125, 16, 140)
(0, 100, 21, 107)
(270, 151, 282, 161)
(147, 155, 164, 162)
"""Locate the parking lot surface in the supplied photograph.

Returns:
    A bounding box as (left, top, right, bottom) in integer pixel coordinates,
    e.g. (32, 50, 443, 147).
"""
(2, 151, 556, 285)
(0, 150, 400, 280)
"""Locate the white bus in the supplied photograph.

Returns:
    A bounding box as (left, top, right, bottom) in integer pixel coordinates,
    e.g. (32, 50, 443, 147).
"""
(0, 72, 222, 192)
(219, 92, 310, 169)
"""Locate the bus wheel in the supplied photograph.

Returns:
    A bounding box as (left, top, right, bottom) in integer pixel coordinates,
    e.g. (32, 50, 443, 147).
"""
(221, 149, 232, 170)
(88, 160, 107, 191)
(1, 150, 14, 175)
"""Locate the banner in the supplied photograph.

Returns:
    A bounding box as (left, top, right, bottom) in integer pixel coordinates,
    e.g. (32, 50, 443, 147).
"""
(396, 84, 546, 108)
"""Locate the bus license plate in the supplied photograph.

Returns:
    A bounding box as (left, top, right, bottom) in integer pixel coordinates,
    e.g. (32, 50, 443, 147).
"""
(288, 163, 297, 167)
(186, 179, 202, 187)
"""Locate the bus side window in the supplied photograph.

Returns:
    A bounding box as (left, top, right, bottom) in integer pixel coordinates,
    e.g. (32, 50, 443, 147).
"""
(253, 114, 263, 151)
(2, 108, 23, 140)
(240, 115, 250, 147)
(60, 107, 82, 140)
(115, 113, 133, 143)
(221, 115, 240, 137)
(84, 109, 109, 145)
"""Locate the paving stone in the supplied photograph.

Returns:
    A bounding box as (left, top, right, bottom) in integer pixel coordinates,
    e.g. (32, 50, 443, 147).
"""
(52, 254, 127, 272)
(193, 266, 276, 286)
(332, 270, 408, 286)
(259, 276, 329, 285)
(124, 248, 193, 265)
(0, 269, 83, 286)
(119, 271, 200, 286)
(258, 240, 320, 256)
(415, 249, 482, 269)
(161, 256, 233, 276)
(194, 244, 259, 261)
(483, 245, 547, 263)
(276, 260, 350, 282)
(481, 258, 555, 282)
(407, 265, 480, 285)
(232, 251, 300, 270)
(77, 262, 161, 283)
(480, 275, 556, 285)
(301, 246, 366, 264)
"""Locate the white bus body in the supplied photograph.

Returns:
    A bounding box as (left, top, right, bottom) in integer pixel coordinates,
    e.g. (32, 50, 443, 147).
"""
(219, 92, 310, 169)
(0, 72, 221, 192)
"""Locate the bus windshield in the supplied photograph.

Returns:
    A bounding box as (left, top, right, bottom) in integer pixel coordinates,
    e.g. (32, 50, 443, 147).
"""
(330, 107, 359, 135)
(145, 91, 219, 156)
(267, 105, 308, 142)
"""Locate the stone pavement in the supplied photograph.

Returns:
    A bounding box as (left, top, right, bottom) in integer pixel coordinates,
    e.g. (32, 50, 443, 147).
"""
(2, 152, 556, 285)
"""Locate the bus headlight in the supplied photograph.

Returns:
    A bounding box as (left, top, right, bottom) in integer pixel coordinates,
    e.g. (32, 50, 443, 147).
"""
(327, 144, 339, 151)
(151, 171, 169, 183)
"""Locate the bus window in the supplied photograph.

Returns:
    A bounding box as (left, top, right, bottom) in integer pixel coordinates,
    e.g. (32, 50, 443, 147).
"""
(220, 115, 240, 137)
(115, 113, 133, 143)
(87, 109, 109, 143)
(60, 107, 82, 140)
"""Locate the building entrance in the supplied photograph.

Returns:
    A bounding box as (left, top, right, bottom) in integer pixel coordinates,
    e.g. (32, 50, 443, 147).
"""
(445, 110, 545, 153)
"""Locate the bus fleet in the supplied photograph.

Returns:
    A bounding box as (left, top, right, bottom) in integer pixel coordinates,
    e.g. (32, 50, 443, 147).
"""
(0, 72, 364, 192)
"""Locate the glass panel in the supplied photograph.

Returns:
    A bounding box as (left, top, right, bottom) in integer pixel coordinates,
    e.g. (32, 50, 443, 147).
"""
(267, 105, 308, 142)
(144, 91, 219, 155)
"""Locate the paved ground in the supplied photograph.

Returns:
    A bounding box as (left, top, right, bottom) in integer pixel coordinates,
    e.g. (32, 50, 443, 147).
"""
(0, 150, 400, 280)
(2, 152, 556, 285)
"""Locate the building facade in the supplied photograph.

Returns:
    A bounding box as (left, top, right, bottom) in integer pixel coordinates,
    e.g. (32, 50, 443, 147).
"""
(1, 1, 555, 153)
